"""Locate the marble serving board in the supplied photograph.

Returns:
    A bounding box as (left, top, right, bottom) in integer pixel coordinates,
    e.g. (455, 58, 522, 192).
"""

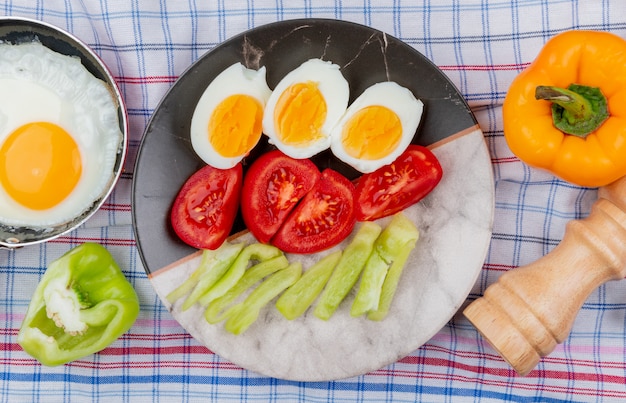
(148, 128, 493, 381)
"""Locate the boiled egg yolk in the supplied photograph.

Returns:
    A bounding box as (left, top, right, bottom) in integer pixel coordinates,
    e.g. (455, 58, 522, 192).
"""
(208, 94, 264, 158)
(0, 122, 81, 210)
(340, 105, 402, 160)
(273, 81, 327, 147)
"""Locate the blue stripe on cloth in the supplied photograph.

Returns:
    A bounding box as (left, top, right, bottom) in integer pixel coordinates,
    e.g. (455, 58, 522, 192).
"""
(1, 371, 582, 402)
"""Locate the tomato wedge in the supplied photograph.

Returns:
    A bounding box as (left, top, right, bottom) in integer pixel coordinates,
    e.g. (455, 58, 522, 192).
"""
(241, 150, 321, 243)
(354, 145, 443, 221)
(170, 164, 243, 250)
(272, 168, 356, 254)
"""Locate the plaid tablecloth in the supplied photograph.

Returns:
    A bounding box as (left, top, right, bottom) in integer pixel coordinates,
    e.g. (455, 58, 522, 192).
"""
(2, 1, 626, 402)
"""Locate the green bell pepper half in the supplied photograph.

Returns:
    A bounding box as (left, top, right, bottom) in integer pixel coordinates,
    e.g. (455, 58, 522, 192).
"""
(17, 243, 140, 366)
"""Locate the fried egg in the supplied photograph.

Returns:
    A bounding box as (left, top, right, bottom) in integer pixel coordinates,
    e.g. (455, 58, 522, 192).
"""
(262, 58, 349, 159)
(190, 63, 271, 169)
(0, 41, 123, 228)
(329, 81, 423, 173)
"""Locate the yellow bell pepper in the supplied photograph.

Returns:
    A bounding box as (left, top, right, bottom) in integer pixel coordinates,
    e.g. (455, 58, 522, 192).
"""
(503, 30, 626, 187)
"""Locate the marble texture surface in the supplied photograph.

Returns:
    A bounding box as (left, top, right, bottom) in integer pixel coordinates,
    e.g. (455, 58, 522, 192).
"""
(150, 127, 494, 381)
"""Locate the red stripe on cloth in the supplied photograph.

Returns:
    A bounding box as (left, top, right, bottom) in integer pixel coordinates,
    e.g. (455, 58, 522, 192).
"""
(0, 355, 243, 371)
(373, 366, 626, 399)
(99, 202, 132, 212)
(69, 360, 242, 370)
(0, 328, 18, 336)
(438, 63, 531, 71)
(115, 75, 178, 85)
(396, 346, 626, 395)
(0, 342, 23, 352)
(98, 345, 214, 356)
(49, 237, 136, 247)
(482, 263, 517, 272)
(492, 156, 520, 164)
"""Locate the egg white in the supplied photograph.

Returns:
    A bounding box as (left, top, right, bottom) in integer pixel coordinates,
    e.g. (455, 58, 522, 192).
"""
(190, 63, 271, 169)
(330, 81, 424, 173)
(0, 41, 123, 228)
(262, 58, 349, 159)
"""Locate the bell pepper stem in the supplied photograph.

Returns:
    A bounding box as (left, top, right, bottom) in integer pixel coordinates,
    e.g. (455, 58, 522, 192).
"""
(535, 86, 590, 119)
(535, 84, 609, 138)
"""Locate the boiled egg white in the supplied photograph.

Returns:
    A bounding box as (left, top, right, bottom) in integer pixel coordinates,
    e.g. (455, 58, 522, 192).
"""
(190, 63, 271, 169)
(262, 58, 349, 159)
(0, 41, 123, 228)
(330, 81, 423, 173)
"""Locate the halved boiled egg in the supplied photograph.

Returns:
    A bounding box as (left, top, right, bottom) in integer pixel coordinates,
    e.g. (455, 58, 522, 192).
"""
(262, 58, 349, 159)
(190, 63, 271, 169)
(0, 41, 123, 228)
(330, 81, 424, 173)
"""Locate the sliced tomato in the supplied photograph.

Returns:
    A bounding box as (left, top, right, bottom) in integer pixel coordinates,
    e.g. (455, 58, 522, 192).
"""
(355, 145, 443, 221)
(170, 164, 243, 249)
(272, 168, 356, 254)
(241, 150, 321, 243)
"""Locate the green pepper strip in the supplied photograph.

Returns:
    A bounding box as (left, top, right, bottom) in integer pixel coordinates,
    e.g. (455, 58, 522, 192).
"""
(314, 222, 382, 321)
(204, 255, 289, 324)
(351, 213, 419, 318)
(167, 242, 244, 310)
(17, 243, 139, 366)
(196, 243, 284, 307)
(366, 246, 414, 321)
(276, 250, 342, 320)
(224, 262, 302, 335)
(535, 84, 609, 138)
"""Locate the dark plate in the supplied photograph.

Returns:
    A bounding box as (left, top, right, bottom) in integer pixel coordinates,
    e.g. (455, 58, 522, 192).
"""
(132, 19, 494, 381)
(132, 18, 476, 273)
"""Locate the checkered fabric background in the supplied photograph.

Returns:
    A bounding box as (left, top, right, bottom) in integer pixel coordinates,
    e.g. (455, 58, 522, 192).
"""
(2, 1, 626, 401)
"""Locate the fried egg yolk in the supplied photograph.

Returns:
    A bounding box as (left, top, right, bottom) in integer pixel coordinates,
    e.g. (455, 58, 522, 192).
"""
(340, 105, 402, 160)
(208, 94, 264, 158)
(273, 81, 327, 147)
(0, 122, 81, 210)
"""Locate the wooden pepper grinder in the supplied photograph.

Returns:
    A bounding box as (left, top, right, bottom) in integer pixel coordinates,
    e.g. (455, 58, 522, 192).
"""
(463, 175, 626, 376)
